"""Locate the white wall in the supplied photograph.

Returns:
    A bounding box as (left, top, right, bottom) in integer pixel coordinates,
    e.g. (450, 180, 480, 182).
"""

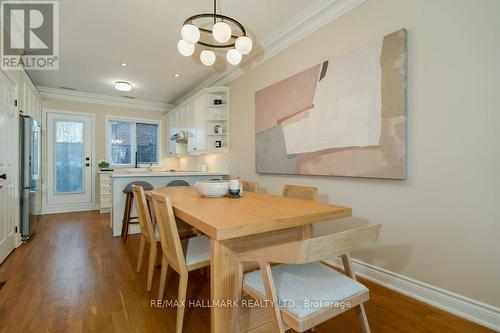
(227, 0, 500, 307)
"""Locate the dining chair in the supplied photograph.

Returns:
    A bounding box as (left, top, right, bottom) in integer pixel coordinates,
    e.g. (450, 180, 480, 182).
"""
(165, 180, 201, 238)
(241, 180, 259, 192)
(282, 184, 318, 201)
(132, 185, 160, 291)
(283, 184, 318, 238)
(234, 225, 381, 333)
(151, 192, 211, 333)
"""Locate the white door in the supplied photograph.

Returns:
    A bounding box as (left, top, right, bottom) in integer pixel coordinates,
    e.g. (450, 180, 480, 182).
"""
(46, 112, 93, 208)
(0, 71, 16, 264)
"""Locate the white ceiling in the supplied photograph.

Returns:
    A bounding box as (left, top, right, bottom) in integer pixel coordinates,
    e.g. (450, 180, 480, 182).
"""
(27, 0, 315, 104)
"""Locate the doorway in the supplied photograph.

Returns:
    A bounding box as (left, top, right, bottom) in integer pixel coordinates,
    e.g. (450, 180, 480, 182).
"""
(45, 110, 95, 212)
(0, 71, 16, 264)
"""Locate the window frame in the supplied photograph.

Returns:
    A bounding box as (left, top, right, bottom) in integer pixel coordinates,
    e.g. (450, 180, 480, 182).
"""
(105, 116, 162, 167)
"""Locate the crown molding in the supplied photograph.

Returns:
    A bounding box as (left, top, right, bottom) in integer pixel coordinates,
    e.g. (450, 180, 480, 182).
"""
(37, 86, 173, 113)
(173, 0, 366, 107)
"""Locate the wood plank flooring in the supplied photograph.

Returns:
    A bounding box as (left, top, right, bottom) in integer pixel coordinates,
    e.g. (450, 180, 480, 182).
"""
(0, 211, 494, 333)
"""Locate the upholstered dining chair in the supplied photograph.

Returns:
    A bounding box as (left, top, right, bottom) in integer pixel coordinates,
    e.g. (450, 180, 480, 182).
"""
(233, 225, 381, 333)
(151, 192, 211, 333)
(282, 184, 318, 201)
(241, 180, 259, 192)
(132, 185, 160, 291)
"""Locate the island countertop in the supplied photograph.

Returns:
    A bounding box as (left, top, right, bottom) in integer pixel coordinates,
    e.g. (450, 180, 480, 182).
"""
(110, 171, 229, 178)
(109, 171, 228, 236)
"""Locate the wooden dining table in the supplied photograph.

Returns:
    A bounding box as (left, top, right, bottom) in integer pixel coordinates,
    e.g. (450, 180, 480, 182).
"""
(149, 186, 352, 333)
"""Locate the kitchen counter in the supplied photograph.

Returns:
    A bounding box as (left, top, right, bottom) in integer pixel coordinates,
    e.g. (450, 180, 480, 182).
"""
(109, 171, 228, 236)
(111, 171, 229, 178)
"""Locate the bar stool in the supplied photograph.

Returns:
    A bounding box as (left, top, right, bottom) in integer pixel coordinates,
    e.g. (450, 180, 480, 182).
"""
(164, 179, 200, 239)
(121, 181, 153, 240)
(166, 179, 190, 187)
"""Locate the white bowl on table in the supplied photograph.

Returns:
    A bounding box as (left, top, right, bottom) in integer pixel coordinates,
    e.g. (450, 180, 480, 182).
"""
(195, 180, 229, 198)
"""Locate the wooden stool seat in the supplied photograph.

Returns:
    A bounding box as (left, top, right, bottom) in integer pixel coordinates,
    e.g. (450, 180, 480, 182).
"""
(121, 181, 153, 240)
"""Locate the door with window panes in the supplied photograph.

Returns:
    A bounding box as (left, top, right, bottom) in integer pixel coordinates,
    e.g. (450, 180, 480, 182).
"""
(46, 112, 93, 207)
(108, 119, 159, 166)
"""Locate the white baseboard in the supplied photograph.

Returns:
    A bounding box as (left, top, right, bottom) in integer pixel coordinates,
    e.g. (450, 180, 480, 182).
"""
(326, 258, 500, 331)
(39, 204, 98, 215)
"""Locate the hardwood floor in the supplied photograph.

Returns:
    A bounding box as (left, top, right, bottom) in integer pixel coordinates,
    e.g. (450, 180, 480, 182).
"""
(0, 211, 494, 333)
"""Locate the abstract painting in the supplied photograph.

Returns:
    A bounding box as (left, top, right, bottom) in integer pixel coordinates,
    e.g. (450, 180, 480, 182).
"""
(255, 29, 407, 179)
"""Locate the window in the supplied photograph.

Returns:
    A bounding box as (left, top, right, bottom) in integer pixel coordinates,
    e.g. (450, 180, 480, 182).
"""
(55, 120, 84, 192)
(108, 119, 160, 166)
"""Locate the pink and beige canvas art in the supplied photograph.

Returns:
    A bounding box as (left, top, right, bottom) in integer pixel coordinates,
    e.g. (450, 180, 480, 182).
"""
(255, 29, 407, 179)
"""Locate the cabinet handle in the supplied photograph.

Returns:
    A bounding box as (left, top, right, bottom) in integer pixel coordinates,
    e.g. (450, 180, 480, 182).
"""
(0, 173, 6, 180)
(193, 148, 197, 150)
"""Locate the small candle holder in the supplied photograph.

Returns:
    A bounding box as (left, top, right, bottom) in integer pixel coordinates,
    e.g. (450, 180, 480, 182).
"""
(228, 179, 241, 198)
(228, 188, 241, 198)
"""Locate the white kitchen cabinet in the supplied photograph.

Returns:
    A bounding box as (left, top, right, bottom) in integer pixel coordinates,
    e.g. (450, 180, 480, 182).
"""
(166, 87, 229, 156)
(98, 172, 112, 213)
(186, 100, 196, 152)
(17, 71, 42, 122)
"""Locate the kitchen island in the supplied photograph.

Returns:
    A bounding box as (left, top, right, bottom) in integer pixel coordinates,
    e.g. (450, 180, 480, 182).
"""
(110, 171, 228, 236)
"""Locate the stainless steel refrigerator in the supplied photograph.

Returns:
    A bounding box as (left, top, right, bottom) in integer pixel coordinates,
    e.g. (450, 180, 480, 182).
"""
(20, 115, 41, 240)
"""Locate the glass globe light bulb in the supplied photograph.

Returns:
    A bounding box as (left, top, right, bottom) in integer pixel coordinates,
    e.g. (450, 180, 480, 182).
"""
(226, 49, 242, 65)
(177, 39, 195, 56)
(200, 50, 216, 66)
(235, 36, 252, 55)
(181, 24, 200, 44)
(212, 21, 232, 43)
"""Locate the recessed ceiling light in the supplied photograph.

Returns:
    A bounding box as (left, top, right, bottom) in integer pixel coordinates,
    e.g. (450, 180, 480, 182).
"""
(114, 81, 132, 92)
(173, 73, 180, 78)
(120, 62, 127, 67)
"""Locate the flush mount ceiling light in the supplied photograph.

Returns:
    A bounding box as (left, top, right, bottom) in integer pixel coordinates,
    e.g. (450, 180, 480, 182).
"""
(178, 0, 253, 66)
(114, 81, 132, 92)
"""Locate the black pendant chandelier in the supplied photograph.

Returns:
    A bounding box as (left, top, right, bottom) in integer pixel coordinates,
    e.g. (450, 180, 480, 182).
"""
(177, 0, 253, 66)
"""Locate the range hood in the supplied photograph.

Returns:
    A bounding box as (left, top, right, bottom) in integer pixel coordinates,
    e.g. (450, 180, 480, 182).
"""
(169, 131, 187, 143)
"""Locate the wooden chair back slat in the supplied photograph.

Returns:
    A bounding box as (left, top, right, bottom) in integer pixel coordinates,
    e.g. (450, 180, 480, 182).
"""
(241, 181, 259, 193)
(240, 225, 381, 264)
(151, 192, 187, 273)
(132, 185, 155, 241)
(282, 184, 318, 201)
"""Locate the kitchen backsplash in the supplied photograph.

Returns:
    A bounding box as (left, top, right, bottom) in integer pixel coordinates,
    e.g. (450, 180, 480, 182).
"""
(162, 153, 228, 172)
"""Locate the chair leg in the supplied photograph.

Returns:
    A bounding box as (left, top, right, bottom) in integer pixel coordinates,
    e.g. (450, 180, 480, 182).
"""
(121, 194, 131, 238)
(147, 242, 157, 291)
(357, 303, 371, 333)
(124, 195, 133, 240)
(158, 255, 169, 299)
(176, 273, 188, 333)
(259, 263, 286, 333)
(136, 235, 145, 272)
(341, 254, 371, 333)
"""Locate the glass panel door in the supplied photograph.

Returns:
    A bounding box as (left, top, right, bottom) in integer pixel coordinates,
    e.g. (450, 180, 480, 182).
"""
(46, 112, 93, 208)
(54, 119, 84, 193)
